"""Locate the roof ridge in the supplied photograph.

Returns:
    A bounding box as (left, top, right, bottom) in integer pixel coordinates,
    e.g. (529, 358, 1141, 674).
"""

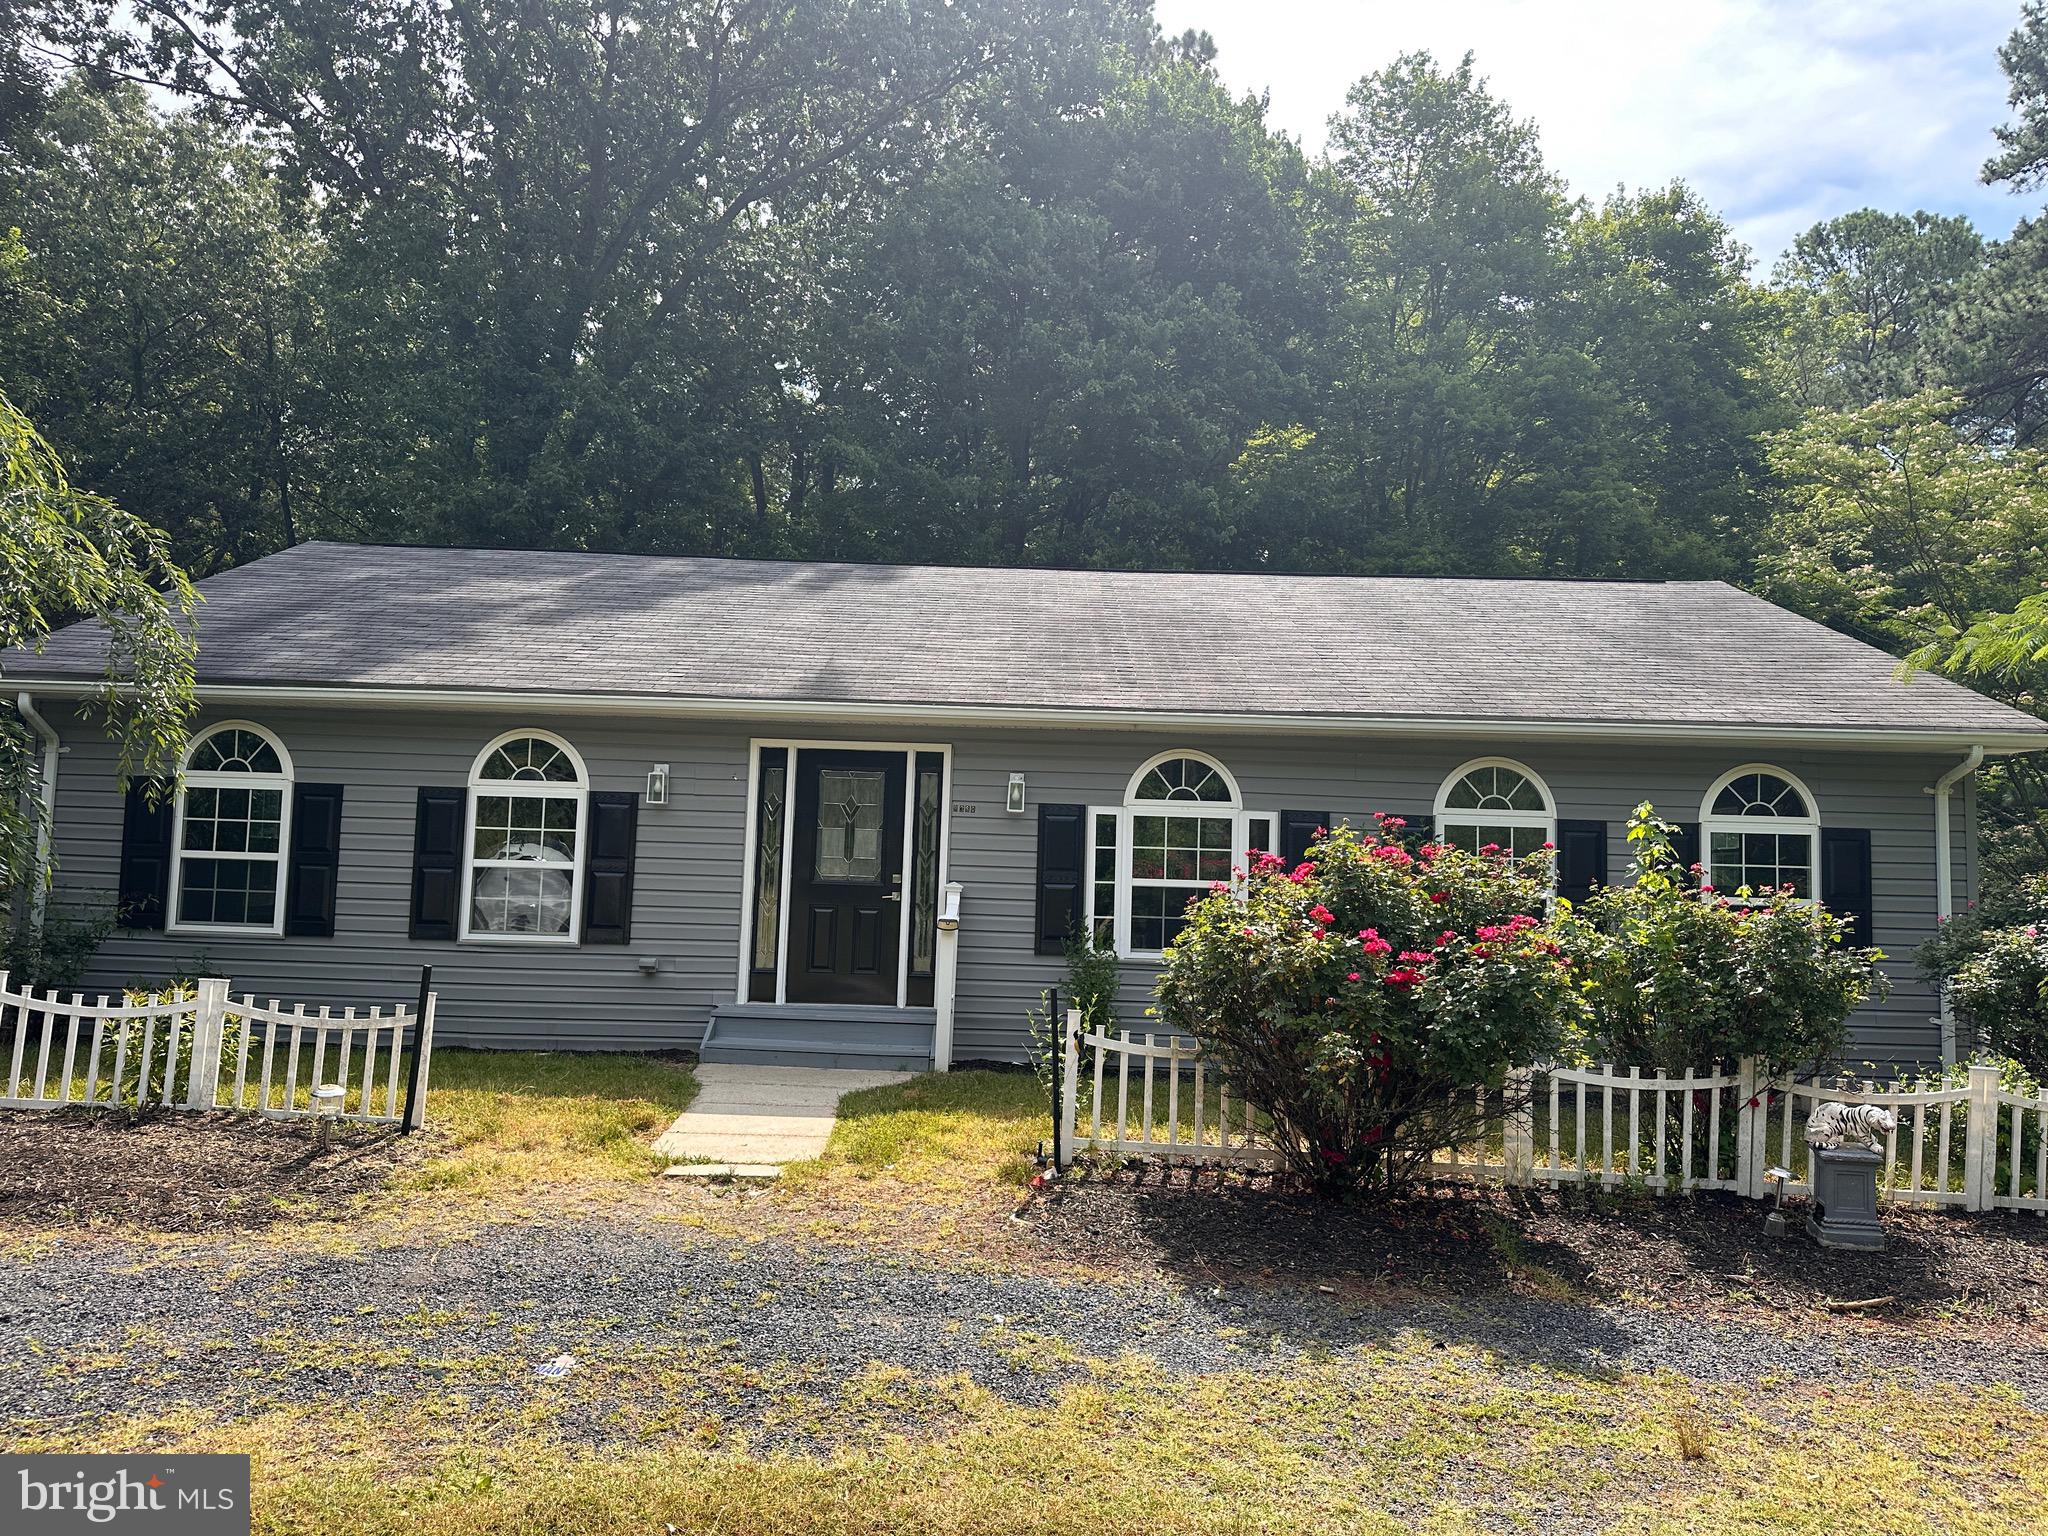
(257, 540, 1706, 588)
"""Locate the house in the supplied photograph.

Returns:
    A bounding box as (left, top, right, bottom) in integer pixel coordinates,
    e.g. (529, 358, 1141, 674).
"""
(7, 542, 2044, 1069)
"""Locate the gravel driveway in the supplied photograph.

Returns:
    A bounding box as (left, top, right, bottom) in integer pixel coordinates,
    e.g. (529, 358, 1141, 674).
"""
(2, 1215, 2042, 1449)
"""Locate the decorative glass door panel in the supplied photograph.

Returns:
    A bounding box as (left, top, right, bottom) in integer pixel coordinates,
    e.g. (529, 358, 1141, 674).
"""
(787, 750, 907, 1004)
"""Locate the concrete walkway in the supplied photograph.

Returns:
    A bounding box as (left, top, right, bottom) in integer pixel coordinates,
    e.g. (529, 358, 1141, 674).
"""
(651, 1064, 913, 1173)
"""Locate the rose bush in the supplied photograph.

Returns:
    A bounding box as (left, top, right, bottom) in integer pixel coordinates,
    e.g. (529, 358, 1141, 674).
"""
(1155, 816, 1580, 1198)
(1557, 805, 1889, 1076)
(1946, 924, 2048, 1077)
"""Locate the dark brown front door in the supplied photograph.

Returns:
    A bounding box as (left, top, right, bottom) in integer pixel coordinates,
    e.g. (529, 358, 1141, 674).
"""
(786, 750, 906, 1004)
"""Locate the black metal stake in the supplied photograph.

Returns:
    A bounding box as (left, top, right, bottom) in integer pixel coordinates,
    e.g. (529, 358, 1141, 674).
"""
(400, 963, 432, 1133)
(1049, 986, 1063, 1172)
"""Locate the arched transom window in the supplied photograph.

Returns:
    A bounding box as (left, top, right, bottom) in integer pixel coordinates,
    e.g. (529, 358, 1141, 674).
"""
(1701, 766, 1819, 899)
(1434, 758, 1555, 860)
(170, 722, 294, 933)
(463, 730, 588, 942)
(1085, 753, 1274, 958)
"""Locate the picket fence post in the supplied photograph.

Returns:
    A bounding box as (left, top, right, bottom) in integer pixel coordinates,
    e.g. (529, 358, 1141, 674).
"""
(1503, 1066, 1534, 1184)
(1059, 1007, 1081, 1168)
(402, 989, 437, 1130)
(185, 977, 231, 1110)
(1964, 1060, 2001, 1212)
(1734, 1056, 1763, 1198)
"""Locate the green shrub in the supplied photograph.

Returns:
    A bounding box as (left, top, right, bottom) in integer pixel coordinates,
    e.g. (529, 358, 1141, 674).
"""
(1917, 873, 2048, 986)
(1155, 816, 1579, 1198)
(1, 905, 117, 989)
(1026, 929, 1119, 1109)
(1946, 925, 2048, 1078)
(1559, 805, 1888, 1076)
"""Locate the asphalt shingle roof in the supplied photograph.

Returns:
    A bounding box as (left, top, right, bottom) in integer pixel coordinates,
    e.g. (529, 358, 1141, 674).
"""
(7, 542, 2042, 738)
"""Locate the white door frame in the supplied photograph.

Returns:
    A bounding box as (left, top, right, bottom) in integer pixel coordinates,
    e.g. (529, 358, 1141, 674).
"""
(735, 738, 953, 1008)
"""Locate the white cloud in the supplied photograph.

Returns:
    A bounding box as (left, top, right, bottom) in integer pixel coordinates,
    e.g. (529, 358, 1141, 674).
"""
(1153, 0, 2033, 265)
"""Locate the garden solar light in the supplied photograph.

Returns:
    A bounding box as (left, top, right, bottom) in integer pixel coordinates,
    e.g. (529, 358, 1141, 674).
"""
(1763, 1166, 1791, 1238)
(311, 1082, 346, 1146)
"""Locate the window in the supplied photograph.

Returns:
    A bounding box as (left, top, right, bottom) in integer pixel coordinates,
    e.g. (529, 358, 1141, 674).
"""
(170, 722, 293, 934)
(463, 731, 588, 943)
(1434, 758, 1555, 860)
(1086, 752, 1272, 958)
(1701, 766, 1819, 899)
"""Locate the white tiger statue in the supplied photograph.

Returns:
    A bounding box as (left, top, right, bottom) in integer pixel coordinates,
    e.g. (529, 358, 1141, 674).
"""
(1804, 1101, 1897, 1151)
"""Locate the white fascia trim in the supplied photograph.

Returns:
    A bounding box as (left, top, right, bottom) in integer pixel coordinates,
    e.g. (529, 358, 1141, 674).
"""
(15, 679, 2048, 754)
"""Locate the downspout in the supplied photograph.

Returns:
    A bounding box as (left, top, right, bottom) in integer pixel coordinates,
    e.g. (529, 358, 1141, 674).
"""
(1931, 745, 1984, 1066)
(13, 692, 62, 937)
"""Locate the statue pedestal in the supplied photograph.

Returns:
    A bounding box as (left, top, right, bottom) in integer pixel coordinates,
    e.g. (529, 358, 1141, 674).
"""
(1805, 1144, 1887, 1252)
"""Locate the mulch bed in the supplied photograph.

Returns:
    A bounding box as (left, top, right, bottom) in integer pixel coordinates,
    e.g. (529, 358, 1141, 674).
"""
(1023, 1163, 2048, 1326)
(0, 1106, 423, 1232)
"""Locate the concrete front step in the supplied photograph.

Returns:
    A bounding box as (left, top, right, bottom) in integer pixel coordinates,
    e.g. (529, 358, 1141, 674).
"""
(701, 1002, 936, 1072)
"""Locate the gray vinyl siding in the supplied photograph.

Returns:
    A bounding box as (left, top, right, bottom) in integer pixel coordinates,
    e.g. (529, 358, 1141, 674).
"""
(37, 703, 1972, 1066)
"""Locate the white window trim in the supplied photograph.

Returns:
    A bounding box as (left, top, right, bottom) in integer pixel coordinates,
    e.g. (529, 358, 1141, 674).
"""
(459, 728, 590, 946)
(1091, 751, 1272, 961)
(166, 720, 295, 938)
(1699, 762, 1821, 901)
(1432, 756, 1557, 858)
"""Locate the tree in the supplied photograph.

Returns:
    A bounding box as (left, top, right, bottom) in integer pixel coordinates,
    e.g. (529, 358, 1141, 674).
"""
(1758, 390, 2048, 875)
(798, 49, 1323, 565)
(1767, 209, 1985, 411)
(1242, 57, 1772, 578)
(1757, 391, 2048, 656)
(0, 388, 196, 910)
(30, 0, 1087, 552)
(1925, 2, 2048, 441)
(0, 79, 320, 573)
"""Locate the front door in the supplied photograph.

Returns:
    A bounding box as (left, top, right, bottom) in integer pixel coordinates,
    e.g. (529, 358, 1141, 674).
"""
(786, 749, 907, 1004)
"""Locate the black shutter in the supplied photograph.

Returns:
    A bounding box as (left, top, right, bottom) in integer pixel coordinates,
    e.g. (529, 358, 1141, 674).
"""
(283, 783, 345, 937)
(1279, 810, 1329, 867)
(1555, 818, 1608, 906)
(582, 790, 639, 945)
(1821, 826, 1875, 948)
(1672, 822, 1701, 887)
(116, 777, 173, 930)
(408, 787, 466, 940)
(1035, 803, 1086, 955)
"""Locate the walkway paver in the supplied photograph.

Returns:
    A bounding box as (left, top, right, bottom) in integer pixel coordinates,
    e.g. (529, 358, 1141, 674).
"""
(651, 1064, 912, 1165)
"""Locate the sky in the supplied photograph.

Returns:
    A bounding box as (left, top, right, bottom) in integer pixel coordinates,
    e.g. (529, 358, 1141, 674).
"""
(1151, 0, 2034, 270)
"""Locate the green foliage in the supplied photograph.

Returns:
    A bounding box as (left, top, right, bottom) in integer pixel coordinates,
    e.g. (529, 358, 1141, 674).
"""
(0, 388, 197, 908)
(1945, 924, 2048, 1079)
(1766, 210, 1984, 412)
(1559, 806, 1888, 1077)
(0, 80, 320, 572)
(1025, 930, 1120, 1108)
(1759, 391, 2048, 659)
(1917, 873, 2048, 985)
(0, 903, 114, 988)
(1989, 2, 2048, 191)
(1156, 819, 1578, 1198)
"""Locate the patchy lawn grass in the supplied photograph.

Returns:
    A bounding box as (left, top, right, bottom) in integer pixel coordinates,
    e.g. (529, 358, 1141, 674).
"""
(15, 1352, 2041, 1535)
(780, 1069, 1048, 1195)
(402, 1049, 698, 1194)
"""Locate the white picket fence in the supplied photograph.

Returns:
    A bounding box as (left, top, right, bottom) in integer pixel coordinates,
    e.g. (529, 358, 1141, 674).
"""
(0, 972, 436, 1128)
(1056, 1011, 2048, 1214)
